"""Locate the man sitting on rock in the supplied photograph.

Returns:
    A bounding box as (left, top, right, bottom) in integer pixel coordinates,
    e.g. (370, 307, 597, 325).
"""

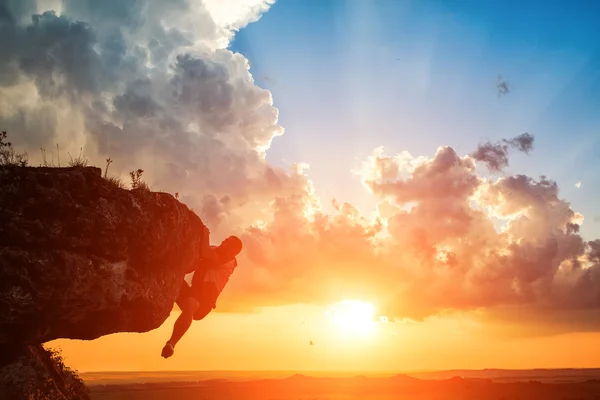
(161, 228, 243, 358)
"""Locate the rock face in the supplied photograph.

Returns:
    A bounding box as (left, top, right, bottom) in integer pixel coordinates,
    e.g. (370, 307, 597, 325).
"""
(0, 165, 207, 398)
(0, 166, 206, 344)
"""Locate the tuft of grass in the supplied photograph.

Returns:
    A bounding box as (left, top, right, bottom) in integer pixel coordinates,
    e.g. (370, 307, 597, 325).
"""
(102, 157, 126, 189)
(105, 175, 126, 189)
(2, 130, 147, 195)
(67, 148, 88, 167)
(40, 147, 50, 166)
(135, 180, 151, 191)
(56, 143, 61, 167)
(129, 168, 150, 191)
(0, 131, 28, 166)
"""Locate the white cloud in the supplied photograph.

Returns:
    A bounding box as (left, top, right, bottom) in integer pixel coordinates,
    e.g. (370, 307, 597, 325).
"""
(203, 0, 275, 31)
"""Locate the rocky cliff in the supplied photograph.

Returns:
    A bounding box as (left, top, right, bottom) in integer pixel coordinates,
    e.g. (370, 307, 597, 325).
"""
(0, 166, 207, 399)
(1, 344, 89, 399)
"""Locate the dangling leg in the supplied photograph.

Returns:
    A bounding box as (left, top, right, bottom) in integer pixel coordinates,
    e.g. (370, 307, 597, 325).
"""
(161, 281, 200, 358)
(161, 296, 199, 358)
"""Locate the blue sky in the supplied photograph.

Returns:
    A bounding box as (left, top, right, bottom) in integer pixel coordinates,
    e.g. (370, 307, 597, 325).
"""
(230, 0, 600, 239)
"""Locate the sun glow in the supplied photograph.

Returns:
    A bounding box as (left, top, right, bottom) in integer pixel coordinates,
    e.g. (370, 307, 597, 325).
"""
(327, 300, 377, 337)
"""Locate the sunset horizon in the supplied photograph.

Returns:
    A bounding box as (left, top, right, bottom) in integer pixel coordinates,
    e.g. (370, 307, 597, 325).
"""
(2, 1, 600, 398)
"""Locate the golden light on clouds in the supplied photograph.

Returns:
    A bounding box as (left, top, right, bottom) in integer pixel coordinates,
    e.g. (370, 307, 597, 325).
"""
(4, 0, 600, 374)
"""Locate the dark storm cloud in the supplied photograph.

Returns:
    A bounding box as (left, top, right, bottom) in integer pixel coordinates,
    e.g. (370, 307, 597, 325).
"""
(470, 133, 534, 172)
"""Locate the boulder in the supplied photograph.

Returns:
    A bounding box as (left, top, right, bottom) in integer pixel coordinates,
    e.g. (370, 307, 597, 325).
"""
(0, 166, 206, 344)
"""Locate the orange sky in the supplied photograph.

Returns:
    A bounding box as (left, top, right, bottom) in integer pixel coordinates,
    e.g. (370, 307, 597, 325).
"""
(49, 302, 600, 372)
(6, 0, 600, 373)
(47, 137, 600, 372)
(49, 305, 600, 372)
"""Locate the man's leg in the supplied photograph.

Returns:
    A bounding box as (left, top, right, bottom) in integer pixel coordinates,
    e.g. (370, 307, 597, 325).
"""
(161, 296, 199, 358)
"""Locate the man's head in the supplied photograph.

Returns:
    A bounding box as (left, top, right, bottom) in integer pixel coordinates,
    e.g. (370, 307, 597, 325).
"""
(217, 235, 243, 260)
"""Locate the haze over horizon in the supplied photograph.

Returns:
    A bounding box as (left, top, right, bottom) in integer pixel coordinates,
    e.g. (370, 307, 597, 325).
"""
(2, 0, 600, 372)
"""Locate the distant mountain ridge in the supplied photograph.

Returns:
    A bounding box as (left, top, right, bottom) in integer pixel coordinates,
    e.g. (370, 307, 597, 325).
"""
(80, 368, 600, 387)
(409, 368, 600, 381)
(86, 372, 600, 400)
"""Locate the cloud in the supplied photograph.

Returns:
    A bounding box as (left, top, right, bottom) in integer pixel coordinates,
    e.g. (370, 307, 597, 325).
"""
(0, 0, 286, 224)
(1, 0, 600, 335)
(225, 135, 600, 334)
(469, 133, 534, 172)
(203, 0, 275, 32)
(496, 74, 509, 96)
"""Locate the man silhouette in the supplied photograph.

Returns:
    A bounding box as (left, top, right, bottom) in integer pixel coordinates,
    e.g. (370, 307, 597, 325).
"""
(161, 228, 243, 358)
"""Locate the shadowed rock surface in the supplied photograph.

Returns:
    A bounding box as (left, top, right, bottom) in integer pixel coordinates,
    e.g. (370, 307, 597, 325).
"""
(0, 165, 207, 398)
(0, 166, 206, 344)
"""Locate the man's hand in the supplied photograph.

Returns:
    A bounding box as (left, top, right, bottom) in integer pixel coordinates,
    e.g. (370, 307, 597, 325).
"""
(200, 225, 219, 264)
(200, 225, 211, 256)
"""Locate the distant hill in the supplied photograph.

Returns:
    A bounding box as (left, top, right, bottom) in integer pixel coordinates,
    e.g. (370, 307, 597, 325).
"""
(81, 369, 600, 386)
(408, 368, 600, 382)
(87, 373, 600, 400)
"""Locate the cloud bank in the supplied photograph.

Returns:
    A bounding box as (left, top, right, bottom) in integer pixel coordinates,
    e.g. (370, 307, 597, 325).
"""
(1, 0, 599, 334)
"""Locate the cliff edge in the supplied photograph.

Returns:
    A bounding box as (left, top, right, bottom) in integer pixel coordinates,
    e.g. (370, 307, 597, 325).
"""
(0, 165, 206, 399)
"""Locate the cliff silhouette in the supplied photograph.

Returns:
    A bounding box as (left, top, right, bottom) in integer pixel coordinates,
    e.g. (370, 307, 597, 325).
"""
(0, 160, 207, 399)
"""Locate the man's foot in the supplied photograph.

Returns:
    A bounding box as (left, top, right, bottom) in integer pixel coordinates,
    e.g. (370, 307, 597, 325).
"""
(161, 342, 175, 358)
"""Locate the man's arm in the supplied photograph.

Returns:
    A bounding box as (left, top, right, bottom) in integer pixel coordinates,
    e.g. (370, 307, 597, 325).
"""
(200, 225, 219, 265)
(200, 225, 211, 256)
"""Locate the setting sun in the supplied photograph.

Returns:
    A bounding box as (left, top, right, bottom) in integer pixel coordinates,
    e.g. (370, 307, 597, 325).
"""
(4, 0, 600, 399)
(327, 300, 377, 337)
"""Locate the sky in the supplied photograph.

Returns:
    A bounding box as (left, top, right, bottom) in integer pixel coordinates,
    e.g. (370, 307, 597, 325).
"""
(2, 0, 600, 372)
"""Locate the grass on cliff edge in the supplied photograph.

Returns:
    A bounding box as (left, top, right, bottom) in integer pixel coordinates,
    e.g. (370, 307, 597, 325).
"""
(0, 130, 159, 194)
(0, 346, 89, 400)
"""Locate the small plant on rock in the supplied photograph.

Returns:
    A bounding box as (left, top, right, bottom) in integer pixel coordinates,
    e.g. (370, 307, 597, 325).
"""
(101, 157, 126, 189)
(46, 347, 89, 398)
(40, 147, 50, 167)
(0, 131, 28, 166)
(67, 148, 88, 167)
(129, 168, 150, 191)
(103, 158, 112, 178)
